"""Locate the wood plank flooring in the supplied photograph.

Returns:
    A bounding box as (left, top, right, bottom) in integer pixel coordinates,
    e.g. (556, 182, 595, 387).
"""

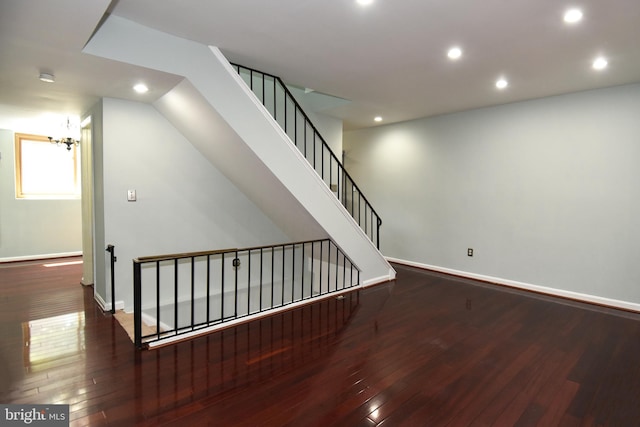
(1, 258, 640, 426)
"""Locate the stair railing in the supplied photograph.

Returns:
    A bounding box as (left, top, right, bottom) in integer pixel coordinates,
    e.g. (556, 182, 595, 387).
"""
(133, 238, 360, 349)
(232, 64, 382, 249)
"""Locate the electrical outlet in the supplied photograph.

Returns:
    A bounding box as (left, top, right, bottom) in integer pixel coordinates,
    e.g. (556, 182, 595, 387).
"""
(467, 248, 473, 257)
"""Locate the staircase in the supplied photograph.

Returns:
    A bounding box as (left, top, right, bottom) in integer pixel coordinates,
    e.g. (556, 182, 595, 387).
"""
(83, 15, 395, 288)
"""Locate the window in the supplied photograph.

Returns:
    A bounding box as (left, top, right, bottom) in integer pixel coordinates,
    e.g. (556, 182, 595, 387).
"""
(14, 133, 81, 199)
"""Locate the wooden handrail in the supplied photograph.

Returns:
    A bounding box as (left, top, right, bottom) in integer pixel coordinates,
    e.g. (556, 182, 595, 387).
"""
(133, 238, 334, 264)
(134, 248, 237, 263)
(239, 238, 329, 252)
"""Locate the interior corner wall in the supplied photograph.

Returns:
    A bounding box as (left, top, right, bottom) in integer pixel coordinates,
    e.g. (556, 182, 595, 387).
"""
(0, 128, 82, 261)
(344, 83, 640, 305)
(311, 112, 343, 159)
(99, 98, 289, 311)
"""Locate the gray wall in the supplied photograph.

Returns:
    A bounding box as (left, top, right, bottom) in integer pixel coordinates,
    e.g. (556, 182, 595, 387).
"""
(344, 83, 640, 306)
(98, 98, 290, 311)
(0, 129, 82, 260)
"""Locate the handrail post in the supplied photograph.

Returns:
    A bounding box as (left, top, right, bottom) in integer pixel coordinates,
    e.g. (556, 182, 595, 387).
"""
(106, 244, 116, 314)
(133, 260, 142, 349)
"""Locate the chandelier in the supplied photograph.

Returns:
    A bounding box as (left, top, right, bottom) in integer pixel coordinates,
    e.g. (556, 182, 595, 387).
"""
(48, 117, 80, 151)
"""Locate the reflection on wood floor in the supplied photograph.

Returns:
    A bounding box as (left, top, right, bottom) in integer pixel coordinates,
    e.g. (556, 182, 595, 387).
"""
(1, 257, 640, 426)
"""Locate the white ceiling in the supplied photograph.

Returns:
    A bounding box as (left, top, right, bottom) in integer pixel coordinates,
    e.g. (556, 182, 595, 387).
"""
(1, 0, 640, 130)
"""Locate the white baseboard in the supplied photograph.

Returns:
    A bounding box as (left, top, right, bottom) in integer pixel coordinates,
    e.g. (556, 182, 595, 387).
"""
(140, 311, 172, 332)
(0, 251, 82, 263)
(94, 292, 125, 312)
(362, 274, 393, 288)
(361, 267, 397, 288)
(386, 257, 640, 313)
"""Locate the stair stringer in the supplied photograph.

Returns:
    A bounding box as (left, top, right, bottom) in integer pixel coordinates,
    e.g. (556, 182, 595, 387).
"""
(84, 15, 395, 285)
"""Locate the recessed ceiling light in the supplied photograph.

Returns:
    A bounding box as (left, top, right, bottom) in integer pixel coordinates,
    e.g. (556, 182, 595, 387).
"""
(357, 0, 373, 5)
(447, 47, 463, 60)
(374, 116, 383, 122)
(592, 57, 608, 70)
(39, 73, 55, 83)
(495, 78, 509, 89)
(133, 83, 149, 94)
(564, 8, 583, 24)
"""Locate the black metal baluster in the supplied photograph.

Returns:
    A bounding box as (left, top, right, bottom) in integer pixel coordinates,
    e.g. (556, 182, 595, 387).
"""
(156, 260, 160, 340)
(281, 244, 286, 306)
(234, 250, 239, 317)
(284, 89, 288, 133)
(248, 249, 251, 315)
(206, 255, 211, 324)
(292, 244, 296, 302)
(310, 241, 315, 299)
(273, 77, 277, 123)
(133, 260, 142, 349)
(335, 241, 339, 292)
(294, 108, 298, 147)
(342, 253, 346, 290)
(319, 240, 323, 295)
(221, 253, 225, 321)
(301, 243, 305, 300)
(339, 168, 343, 205)
(321, 141, 325, 179)
(329, 156, 333, 194)
(190, 256, 195, 330)
(337, 161, 341, 204)
(259, 248, 263, 312)
(174, 259, 178, 334)
(304, 122, 308, 157)
(326, 241, 331, 294)
(351, 181, 355, 216)
(350, 260, 354, 288)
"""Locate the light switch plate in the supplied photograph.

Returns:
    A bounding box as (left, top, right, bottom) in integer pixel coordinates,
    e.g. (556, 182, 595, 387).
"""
(127, 190, 137, 202)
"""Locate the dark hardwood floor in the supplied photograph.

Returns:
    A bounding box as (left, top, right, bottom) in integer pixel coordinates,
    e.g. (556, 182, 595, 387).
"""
(1, 258, 640, 426)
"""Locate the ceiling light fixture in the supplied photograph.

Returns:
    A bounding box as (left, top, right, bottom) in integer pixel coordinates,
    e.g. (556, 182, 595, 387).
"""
(564, 8, 583, 24)
(356, 0, 373, 5)
(447, 47, 462, 60)
(374, 116, 383, 122)
(39, 73, 55, 83)
(48, 117, 80, 151)
(592, 57, 608, 70)
(495, 78, 509, 90)
(133, 83, 149, 94)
